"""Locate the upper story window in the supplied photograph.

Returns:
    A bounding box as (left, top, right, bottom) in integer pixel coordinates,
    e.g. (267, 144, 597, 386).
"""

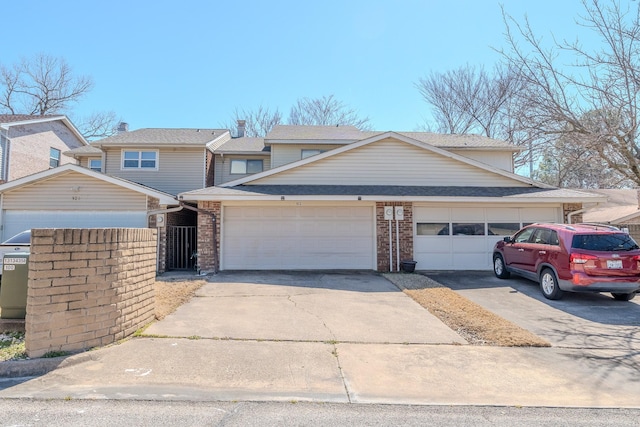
(122, 150, 158, 170)
(230, 159, 263, 174)
(50, 148, 61, 168)
(301, 149, 324, 159)
(89, 159, 102, 172)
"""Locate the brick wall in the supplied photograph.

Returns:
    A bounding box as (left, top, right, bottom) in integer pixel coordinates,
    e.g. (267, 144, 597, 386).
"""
(376, 202, 413, 272)
(146, 197, 166, 274)
(25, 228, 157, 358)
(196, 201, 221, 272)
(563, 203, 583, 223)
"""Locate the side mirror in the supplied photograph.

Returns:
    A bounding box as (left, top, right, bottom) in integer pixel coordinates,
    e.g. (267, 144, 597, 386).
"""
(503, 236, 513, 243)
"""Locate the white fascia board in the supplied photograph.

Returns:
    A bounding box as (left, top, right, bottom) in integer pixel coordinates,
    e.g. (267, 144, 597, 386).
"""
(0, 164, 177, 205)
(215, 151, 270, 156)
(221, 131, 547, 189)
(205, 131, 232, 152)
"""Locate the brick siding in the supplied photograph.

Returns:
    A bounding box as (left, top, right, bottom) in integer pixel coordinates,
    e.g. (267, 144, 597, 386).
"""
(25, 228, 157, 358)
(146, 197, 166, 274)
(196, 201, 221, 272)
(376, 202, 413, 272)
(563, 203, 583, 223)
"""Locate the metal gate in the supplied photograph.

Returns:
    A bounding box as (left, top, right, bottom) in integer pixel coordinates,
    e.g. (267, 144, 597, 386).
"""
(167, 226, 197, 270)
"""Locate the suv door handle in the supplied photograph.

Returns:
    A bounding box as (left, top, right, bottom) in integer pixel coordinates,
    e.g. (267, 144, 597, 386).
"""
(518, 248, 524, 252)
(539, 250, 546, 255)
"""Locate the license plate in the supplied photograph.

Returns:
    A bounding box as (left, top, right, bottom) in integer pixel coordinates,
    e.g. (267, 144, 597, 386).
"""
(607, 260, 623, 269)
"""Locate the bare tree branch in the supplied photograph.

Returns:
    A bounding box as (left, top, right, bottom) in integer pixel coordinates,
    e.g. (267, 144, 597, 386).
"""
(288, 95, 371, 129)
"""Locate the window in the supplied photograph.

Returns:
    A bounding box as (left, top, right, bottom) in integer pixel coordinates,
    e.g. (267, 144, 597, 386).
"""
(488, 223, 521, 236)
(230, 159, 263, 174)
(301, 149, 324, 159)
(532, 228, 559, 245)
(122, 150, 157, 170)
(451, 223, 485, 236)
(514, 228, 535, 243)
(49, 148, 61, 168)
(417, 223, 450, 236)
(89, 159, 102, 172)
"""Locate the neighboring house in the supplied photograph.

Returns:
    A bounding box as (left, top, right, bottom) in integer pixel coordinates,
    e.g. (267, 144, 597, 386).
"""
(582, 189, 640, 241)
(182, 128, 604, 273)
(0, 114, 87, 183)
(0, 164, 177, 271)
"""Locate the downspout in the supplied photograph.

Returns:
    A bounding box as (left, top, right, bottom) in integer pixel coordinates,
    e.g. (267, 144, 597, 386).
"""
(1, 126, 10, 182)
(567, 208, 587, 225)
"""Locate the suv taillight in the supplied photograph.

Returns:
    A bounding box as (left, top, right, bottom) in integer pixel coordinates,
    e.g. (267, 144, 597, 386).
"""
(570, 253, 598, 264)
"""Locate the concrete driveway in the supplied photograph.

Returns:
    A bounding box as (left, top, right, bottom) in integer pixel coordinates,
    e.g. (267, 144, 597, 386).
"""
(424, 270, 640, 351)
(145, 271, 465, 344)
(2, 271, 640, 407)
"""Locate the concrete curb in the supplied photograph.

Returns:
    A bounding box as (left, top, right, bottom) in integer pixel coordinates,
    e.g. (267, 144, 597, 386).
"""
(0, 351, 94, 378)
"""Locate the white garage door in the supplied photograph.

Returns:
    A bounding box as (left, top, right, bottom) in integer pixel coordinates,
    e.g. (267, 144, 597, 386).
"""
(414, 206, 560, 270)
(2, 210, 147, 240)
(222, 205, 375, 270)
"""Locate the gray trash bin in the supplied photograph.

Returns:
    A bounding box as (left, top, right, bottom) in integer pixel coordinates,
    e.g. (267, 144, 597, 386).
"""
(0, 252, 29, 319)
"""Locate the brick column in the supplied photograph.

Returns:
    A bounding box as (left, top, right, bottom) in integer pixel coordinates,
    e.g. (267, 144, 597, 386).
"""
(563, 203, 583, 224)
(197, 201, 221, 272)
(376, 202, 413, 272)
(147, 197, 167, 274)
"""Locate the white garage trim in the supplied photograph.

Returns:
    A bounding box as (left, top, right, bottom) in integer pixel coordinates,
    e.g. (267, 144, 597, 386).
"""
(413, 204, 561, 270)
(221, 203, 376, 270)
(2, 210, 147, 241)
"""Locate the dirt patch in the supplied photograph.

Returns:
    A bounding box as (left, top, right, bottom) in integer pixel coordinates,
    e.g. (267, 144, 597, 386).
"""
(154, 278, 207, 320)
(383, 273, 550, 347)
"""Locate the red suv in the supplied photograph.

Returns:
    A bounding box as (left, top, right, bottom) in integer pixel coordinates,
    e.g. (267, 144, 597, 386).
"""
(493, 223, 640, 301)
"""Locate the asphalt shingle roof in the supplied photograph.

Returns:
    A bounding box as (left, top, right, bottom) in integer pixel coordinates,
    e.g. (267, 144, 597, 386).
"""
(0, 114, 64, 124)
(216, 137, 269, 153)
(265, 125, 363, 141)
(94, 128, 228, 146)
(182, 185, 601, 199)
(64, 145, 103, 155)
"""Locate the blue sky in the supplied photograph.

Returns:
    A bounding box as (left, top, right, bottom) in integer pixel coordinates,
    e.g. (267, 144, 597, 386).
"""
(4, 0, 592, 132)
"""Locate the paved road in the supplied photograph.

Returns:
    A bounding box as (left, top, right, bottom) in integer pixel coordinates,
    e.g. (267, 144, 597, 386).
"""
(1, 271, 639, 408)
(0, 399, 638, 426)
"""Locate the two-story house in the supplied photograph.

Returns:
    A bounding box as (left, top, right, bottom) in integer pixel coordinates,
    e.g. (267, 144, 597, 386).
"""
(186, 125, 603, 273)
(0, 114, 87, 183)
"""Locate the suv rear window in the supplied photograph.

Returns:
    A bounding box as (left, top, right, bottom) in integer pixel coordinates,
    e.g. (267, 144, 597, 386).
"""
(571, 233, 639, 251)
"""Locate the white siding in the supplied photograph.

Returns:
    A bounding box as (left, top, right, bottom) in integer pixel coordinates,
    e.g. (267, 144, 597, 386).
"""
(104, 147, 205, 195)
(253, 138, 529, 187)
(2, 211, 146, 241)
(214, 155, 270, 185)
(449, 150, 514, 172)
(270, 144, 343, 168)
(2, 171, 147, 210)
(413, 204, 561, 270)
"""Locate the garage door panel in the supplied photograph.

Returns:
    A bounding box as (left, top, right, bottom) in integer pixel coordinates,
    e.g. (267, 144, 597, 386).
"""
(414, 206, 560, 271)
(222, 205, 375, 270)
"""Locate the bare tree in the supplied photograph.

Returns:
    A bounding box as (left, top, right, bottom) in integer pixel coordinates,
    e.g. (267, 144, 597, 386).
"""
(0, 54, 118, 140)
(0, 54, 93, 115)
(500, 0, 640, 186)
(416, 64, 538, 169)
(226, 95, 370, 137)
(288, 95, 371, 129)
(223, 105, 283, 137)
(74, 111, 120, 140)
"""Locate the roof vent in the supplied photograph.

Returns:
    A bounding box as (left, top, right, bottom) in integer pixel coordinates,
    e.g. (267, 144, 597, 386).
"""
(117, 122, 129, 132)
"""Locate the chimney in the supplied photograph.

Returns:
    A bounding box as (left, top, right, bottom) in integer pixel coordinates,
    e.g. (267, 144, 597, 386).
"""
(117, 122, 129, 132)
(237, 119, 246, 138)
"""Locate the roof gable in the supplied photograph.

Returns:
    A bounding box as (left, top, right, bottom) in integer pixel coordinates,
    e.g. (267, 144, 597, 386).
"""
(0, 164, 176, 204)
(222, 132, 542, 188)
(0, 114, 88, 146)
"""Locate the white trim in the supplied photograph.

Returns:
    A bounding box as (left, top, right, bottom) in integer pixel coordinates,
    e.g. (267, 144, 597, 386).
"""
(0, 164, 176, 205)
(120, 149, 159, 171)
(220, 132, 549, 188)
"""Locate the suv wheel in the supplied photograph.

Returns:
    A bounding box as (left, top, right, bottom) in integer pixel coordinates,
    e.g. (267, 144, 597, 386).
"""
(493, 254, 510, 279)
(611, 292, 636, 301)
(540, 268, 563, 300)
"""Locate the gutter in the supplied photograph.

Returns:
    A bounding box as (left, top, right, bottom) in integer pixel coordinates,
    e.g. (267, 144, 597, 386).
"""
(567, 207, 587, 224)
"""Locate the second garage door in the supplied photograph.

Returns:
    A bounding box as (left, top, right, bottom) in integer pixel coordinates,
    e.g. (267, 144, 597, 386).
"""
(222, 204, 375, 270)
